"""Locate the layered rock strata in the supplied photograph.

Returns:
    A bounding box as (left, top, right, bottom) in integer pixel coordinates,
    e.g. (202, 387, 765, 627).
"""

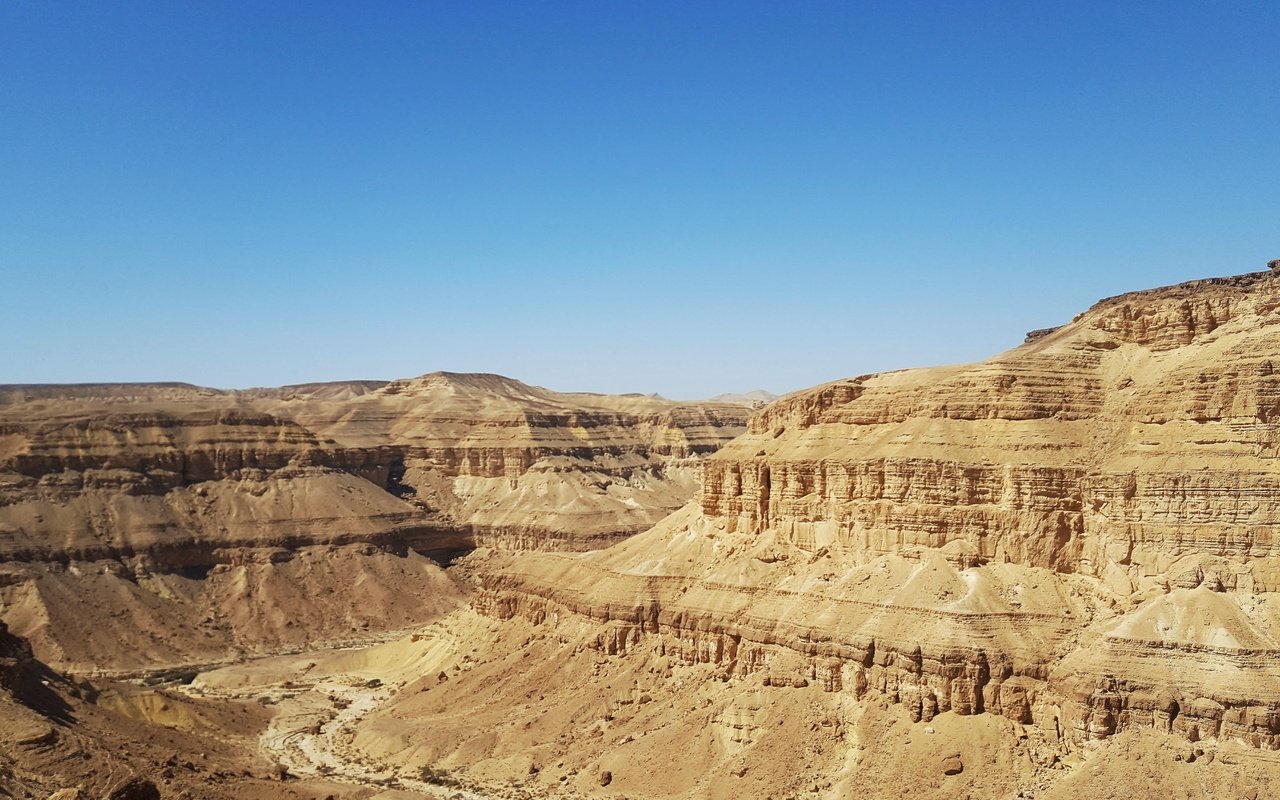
(471, 269, 1280, 753)
(0, 374, 747, 670)
(0, 373, 747, 561)
(704, 271, 1280, 576)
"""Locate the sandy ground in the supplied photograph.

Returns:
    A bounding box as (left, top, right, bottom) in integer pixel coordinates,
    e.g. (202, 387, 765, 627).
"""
(182, 611, 511, 800)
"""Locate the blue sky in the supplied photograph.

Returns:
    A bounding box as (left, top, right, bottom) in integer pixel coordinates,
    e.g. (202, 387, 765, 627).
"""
(3, 1, 1277, 398)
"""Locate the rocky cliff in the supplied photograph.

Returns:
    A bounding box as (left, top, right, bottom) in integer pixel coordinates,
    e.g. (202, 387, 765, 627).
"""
(0, 373, 748, 671)
(452, 268, 1280, 771)
(11, 270, 1280, 798)
(703, 270, 1280, 581)
(0, 373, 747, 560)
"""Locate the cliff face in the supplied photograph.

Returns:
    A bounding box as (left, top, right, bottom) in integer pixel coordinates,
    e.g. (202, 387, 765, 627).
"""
(12, 270, 1280, 796)
(703, 269, 1280, 579)
(461, 269, 1280, 760)
(280, 372, 748, 550)
(0, 373, 748, 561)
(0, 374, 748, 671)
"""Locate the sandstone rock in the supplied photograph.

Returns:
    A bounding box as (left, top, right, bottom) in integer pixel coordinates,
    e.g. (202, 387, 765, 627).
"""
(0, 373, 748, 562)
(14, 268, 1280, 800)
(465, 266, 1280, 759)
(941, 752, 964, 775)
(0, 373, 747, 672)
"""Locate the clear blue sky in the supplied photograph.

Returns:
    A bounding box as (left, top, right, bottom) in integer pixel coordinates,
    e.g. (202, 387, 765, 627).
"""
(3, 2, 1277, 398)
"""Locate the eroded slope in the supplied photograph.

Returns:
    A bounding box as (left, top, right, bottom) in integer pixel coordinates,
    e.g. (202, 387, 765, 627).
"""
(409, 268, 1280, 797)
(0, 374, 747, 673)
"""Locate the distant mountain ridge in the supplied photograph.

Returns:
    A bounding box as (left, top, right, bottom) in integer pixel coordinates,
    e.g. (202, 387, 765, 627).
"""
(705, 389, 779, 407)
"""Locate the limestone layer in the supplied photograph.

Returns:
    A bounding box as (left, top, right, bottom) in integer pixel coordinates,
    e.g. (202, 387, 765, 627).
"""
(705, 270, 1280, 578)
(0, 372, 748, 563)
(0, 373, 747, 671)
(471, 269, 1280, 753)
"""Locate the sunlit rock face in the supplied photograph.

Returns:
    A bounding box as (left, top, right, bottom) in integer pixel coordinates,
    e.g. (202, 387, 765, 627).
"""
(0, 373, 748, 559)
(0, 373, 748, 671)
(469, 270, 1280, 757)
(705, 270, 1280, 579)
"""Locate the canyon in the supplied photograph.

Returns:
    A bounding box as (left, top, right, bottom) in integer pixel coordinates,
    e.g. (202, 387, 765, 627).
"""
(5, 267, 1280, 799)
(0, 373, 746, 674)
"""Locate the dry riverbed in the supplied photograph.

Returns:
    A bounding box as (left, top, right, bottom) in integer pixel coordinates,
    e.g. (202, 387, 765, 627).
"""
(176, 610, 520, 800)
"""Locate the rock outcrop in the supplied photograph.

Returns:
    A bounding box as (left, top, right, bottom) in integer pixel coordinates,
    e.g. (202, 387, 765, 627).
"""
(0, 373, 748, 671)
(12, 268, 1280, 798)
(703, 270, 1280, 586)
(0, 618, 352, 799)
(462, 268, 1280, 757)
(0, 373, 748, 560)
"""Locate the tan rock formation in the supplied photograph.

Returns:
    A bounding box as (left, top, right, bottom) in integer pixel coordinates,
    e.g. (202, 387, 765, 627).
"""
(0, 373, 747, 671)
(705, 271, 1280, 578)
(428, 268, 1280, 786)
(0, 373, 747, 560)
(281, 371, 747, 549)
(11, 269, 1280, 799)
(0, 618, 345, 800)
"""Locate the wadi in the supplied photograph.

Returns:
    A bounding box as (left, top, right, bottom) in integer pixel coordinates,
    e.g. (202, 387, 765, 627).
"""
(4, 265, 1280, 799)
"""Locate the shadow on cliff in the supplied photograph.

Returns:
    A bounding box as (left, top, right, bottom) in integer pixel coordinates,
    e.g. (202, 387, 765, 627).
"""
(0, 621, 76, 725)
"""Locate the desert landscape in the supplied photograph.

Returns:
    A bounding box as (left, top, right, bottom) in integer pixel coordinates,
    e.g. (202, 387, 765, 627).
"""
(4, 266, 1280, 798)
(7, 3, 1278, 798)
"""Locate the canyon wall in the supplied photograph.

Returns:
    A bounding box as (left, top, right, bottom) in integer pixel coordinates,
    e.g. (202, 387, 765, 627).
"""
(467, 269, 1280, 756)
(0, 372, 748, 561)
(703, 270, 1280, 578)
(0, 373, 748, 671)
